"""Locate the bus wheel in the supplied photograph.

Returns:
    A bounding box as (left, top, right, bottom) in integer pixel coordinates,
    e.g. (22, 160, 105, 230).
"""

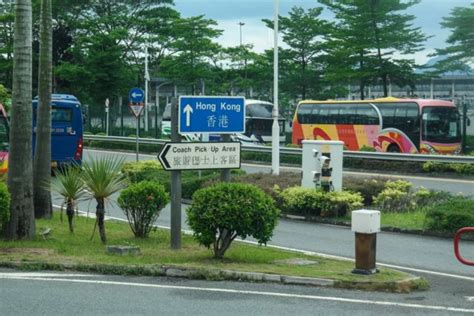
(387, 144, 401, 153)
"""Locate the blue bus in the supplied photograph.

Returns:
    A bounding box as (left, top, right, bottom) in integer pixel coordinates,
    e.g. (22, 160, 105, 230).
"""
(32, 94, 84, 168)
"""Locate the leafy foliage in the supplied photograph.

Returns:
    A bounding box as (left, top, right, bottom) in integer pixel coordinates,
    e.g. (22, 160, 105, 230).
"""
(321, 191, 363, 217)
(118, 181, 169, 238)
(279, 187, 326, 218)
(343, 176, 389, 206)
(425, 197, 474, 233)
(0, 182, 10, 234)
(278, 187, 363, 218)
(433, 4, 474, 72)
(186, 183, 279, 258)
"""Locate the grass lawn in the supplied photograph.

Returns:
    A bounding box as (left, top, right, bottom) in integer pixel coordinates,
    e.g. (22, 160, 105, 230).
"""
(0, 213, 419, 286)
(341, 210, 427, 231)
(380, 210, 427, 230)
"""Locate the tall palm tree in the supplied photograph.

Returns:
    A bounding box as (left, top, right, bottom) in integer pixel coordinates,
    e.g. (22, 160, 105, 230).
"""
(50, 166, 85, 233)
(4, 0, 34, 240)
(33, 0, 53, 219)
(81, 156, 126, 243)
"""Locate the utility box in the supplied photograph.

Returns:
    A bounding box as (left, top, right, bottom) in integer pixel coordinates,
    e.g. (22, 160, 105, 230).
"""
(301, 140, 343, 191)
(351, 209, 380, 275)
(351, 210, 381, 234)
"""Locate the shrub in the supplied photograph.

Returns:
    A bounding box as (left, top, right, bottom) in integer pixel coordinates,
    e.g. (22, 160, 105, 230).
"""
(205, 172, 301, 202)
(413, 187, 452, 208)
(122, 160, 164, 183)
(343, 177, 389, 206)
(0, 182, 10, 233)
(373, 180, 415, 212)
(321, 191, 364, 217)
(186, 183, 279, 258)
(422, 161, 474, 175)
(118, 181, 169, 238)
(425, 198, 474, 233)
(279, 187, 326, 218)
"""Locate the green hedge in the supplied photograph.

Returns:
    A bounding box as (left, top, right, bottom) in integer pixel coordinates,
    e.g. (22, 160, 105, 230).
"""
(424, 198, 474, 233)
(278, 187, 363, 218)
(121, 160, 244, 199)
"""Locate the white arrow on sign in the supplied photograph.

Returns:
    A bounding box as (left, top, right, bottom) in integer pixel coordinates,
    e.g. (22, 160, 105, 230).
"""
(131, 92, 143, 98)
(158, 142, 241, 171)
(183, 104, 193, 127)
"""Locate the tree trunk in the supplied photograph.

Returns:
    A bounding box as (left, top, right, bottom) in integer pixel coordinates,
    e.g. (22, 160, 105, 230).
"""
(213, 229, 234, 259)
(4, 0, 35, 240)
(66, 199, 74, 233)
(33, 0, 52, 219)
(96, 199, 106, 243)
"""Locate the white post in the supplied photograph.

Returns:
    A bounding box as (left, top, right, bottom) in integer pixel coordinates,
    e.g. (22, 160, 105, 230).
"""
(105, 98, 110, 136)
(272, 0, 280, 176)
(144, 45, 149, 132)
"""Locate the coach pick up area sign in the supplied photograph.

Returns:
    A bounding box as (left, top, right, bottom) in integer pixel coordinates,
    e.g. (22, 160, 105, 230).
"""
(179, 96, 245, 134)
(158, 142, 241, 171)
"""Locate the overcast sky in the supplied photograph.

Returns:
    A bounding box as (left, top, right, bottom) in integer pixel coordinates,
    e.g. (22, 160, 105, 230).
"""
(174, 0, 472, 64)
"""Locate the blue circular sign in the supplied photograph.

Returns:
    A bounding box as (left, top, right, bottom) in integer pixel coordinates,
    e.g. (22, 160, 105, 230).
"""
(129, 87, 145, 103)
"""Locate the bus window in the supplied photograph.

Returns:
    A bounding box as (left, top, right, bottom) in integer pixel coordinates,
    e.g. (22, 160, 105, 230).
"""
(246, 103, 272, 118)
(52, 107, 73, 122)
(297, 103, 313, 124)
(338, 104, 356, 124)
(377, 103, 396, 128)
(355, 104, 379, 125)
(422, 107, 461, 143)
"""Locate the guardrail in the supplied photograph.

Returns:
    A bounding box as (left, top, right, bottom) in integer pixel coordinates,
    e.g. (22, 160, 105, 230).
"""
(454, 227, 474, 266)
(84, 135, 474, 164)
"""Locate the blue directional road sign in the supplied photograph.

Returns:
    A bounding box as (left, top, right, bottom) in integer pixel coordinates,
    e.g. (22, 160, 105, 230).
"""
(179, 96, 245, 134)
(129, 87, 145, 103)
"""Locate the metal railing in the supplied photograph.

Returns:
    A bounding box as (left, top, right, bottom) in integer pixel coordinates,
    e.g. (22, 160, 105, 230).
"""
(83, 135, 474, 164)
(454, 227, 474, 266)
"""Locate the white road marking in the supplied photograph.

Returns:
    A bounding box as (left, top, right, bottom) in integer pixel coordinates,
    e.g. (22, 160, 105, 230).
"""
(1, 273, 473, 314)
(466, 296, 474, 302)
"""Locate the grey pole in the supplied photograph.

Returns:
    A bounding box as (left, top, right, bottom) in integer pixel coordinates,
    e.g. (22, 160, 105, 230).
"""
(136, 116, 139, 162)
(170, 97, 182, 249)
(221, 134, 231, 182)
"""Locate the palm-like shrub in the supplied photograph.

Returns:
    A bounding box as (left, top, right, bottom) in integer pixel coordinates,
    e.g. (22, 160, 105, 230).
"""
(50, 166, 85, 233)
(81, 156, 127, 243)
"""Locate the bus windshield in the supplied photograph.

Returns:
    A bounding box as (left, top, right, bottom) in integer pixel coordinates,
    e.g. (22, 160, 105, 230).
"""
(422, 107, 461, 143)
(246, 103, 273, 118)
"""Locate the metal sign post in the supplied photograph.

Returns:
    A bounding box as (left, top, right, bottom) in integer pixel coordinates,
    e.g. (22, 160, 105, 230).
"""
(129, 87, 145, 162)
(170, 98, 181, 250)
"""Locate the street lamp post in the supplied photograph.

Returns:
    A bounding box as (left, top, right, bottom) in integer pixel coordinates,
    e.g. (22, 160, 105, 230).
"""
(238, 21, 245, 46)
(272, 0, 280, 175)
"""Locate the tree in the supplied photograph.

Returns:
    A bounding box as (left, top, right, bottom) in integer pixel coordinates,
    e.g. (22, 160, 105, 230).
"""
(264, 6, 330, 100)
(4, 0, 35, 240)
(33, 0, 52, 219)
(186, 183, 279, 259)
(0, 1, 14, 89)
(160, 15, 222, 95)
(433, 4, 474, 73)
(320, 0, 429, 98)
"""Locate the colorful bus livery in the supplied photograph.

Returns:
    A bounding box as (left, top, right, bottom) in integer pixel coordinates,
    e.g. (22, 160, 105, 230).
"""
(292, 98, 461, 154)
(32, 94, 84, 167)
